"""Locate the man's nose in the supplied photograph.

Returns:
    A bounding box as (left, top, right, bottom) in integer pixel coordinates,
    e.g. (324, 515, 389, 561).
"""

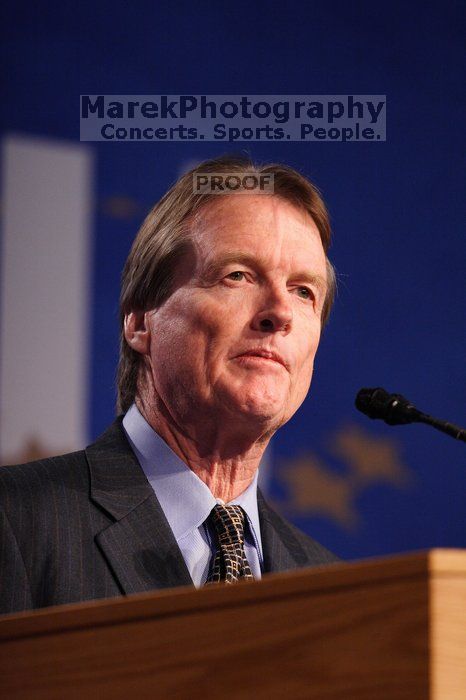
(251, 286, 293, 333)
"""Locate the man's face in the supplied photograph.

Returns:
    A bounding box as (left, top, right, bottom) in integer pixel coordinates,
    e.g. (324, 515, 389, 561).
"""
(144, 194, 328, 433)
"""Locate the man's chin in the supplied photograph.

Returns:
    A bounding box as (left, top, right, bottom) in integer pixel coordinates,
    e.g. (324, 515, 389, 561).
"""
(225, 392, 288, 428)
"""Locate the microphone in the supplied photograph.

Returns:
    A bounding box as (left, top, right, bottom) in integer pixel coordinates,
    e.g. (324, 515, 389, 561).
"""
(355, 387, 466, 443)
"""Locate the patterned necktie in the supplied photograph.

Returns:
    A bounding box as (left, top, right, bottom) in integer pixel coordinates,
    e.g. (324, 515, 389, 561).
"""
(206, 504, 255, 584)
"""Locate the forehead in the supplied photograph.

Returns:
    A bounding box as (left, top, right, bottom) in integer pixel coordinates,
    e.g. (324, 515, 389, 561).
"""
(190, 194, 326, 269)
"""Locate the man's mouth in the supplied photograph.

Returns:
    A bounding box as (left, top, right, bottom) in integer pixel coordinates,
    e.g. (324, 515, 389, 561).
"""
(233, 349, 289, 370)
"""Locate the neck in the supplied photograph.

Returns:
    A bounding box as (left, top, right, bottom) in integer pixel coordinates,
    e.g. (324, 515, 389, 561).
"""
(135, 394, 270, 502)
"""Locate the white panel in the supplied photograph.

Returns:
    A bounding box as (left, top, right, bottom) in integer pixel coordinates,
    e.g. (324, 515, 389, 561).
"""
(0, 135, 93, 461)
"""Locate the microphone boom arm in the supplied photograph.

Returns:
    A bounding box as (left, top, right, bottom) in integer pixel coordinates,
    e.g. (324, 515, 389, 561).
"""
(355, 387, 466, 443)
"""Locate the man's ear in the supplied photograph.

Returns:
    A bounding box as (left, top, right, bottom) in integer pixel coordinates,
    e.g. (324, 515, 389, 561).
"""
(124, 311, 151, 355)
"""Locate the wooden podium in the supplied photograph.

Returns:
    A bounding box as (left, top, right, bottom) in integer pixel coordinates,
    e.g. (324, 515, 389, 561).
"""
(0, 549, 464, 699)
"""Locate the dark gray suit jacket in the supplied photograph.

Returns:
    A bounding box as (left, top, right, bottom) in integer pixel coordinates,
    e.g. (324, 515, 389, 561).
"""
(0, 418, 338, 615)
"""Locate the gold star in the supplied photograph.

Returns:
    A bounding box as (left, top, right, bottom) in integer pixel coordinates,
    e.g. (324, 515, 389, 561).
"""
(329, 424, 412, 488)
(277, 454, 359, 530)
(273, 424, 413, 531)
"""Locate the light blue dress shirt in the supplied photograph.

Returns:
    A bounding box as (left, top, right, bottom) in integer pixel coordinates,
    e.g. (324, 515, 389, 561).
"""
(122, 404, 263, 587)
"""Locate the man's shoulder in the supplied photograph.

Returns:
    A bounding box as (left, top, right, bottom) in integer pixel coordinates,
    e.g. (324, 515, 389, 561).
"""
(280, 514, 339, 564)
(0, 448, 89, 496)
(0, 418, 127, 499)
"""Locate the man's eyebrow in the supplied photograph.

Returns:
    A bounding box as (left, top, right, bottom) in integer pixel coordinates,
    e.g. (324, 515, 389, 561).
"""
(201, 252, 260, 279)
(292, 272, 328, 294)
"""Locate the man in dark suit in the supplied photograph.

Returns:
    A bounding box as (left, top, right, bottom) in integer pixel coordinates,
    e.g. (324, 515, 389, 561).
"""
(0, 156, 338, 615)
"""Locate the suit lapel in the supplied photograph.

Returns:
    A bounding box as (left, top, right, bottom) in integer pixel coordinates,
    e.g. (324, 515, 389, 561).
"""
(258, 489, 300, 573)
(86, 419, 192, 595)
(257, 489, 322, 574)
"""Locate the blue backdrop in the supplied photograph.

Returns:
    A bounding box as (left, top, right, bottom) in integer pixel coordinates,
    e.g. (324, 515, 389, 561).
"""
(1, 0, 465, 560)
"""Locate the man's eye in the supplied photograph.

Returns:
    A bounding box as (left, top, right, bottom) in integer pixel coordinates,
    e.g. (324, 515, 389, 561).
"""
(226, 271, 246, 281)
(296, 286, 313, 299)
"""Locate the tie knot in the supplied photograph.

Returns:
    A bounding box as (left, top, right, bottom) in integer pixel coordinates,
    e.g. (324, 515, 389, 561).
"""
(209, 504, 246, 546)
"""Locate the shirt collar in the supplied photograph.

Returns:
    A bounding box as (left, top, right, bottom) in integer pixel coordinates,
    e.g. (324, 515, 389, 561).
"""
(122, 404, 262, 549)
